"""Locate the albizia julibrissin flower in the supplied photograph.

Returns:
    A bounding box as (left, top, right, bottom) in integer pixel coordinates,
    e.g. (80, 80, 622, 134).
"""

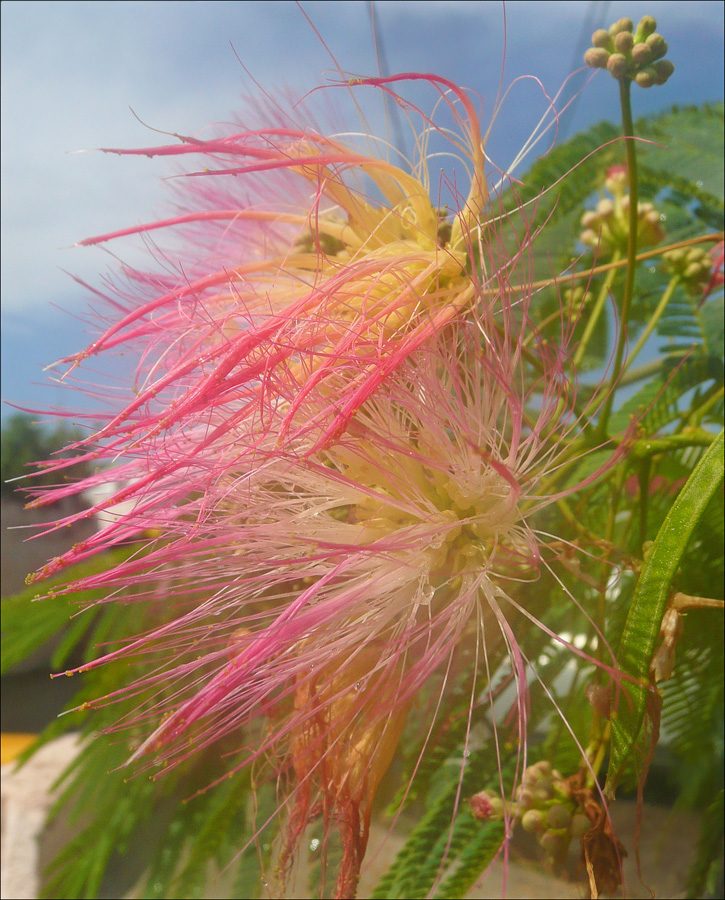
(47, 280, 623, 896)
(29, 70, 562, 580)
(27, 71, 625, 898)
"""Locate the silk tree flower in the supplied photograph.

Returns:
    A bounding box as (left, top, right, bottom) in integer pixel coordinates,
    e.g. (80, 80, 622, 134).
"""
(29, 69, 565, 583)
(48, 264, 622, 896)
(39, 75, 484, 479)
(26, 69, 623, 898)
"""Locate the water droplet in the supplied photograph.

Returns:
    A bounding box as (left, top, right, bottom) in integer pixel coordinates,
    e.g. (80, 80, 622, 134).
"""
(310, 837, 320, 852)
(696, 180, 704, 188)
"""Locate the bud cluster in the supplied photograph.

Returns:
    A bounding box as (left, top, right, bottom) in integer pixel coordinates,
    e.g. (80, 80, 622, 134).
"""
(580, 165, 665, 255)
(662, 245, 716, 297)
(584, 16, 674, 88)
(469, 761, 591, 867)
(563, 284, 594, 314)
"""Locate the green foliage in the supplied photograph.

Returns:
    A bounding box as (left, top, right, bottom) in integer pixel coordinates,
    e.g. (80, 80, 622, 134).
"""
(371, 751, 507, 899)
(1, 412, 92, 499)
(606, 430, 724, 794)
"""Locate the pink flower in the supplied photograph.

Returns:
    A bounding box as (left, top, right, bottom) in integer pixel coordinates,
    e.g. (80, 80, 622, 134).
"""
(27, 73, 499, 579)
(30, 70, 625, 898)
(49, 256, 621, 895)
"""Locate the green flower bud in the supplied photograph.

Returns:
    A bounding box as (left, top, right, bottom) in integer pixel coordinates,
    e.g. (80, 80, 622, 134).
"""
(635, 15, 657, 40)
(646, 33, 668, 60)
(653, 59, 675, 84)
(635, 69, 656, 88)
(631, 43, 653, 65)
(584, 47, 610, 68)
(534, 777, 554, 801)
(605, 167, 628, 195)
(609, 17, 633, 36)
(607, 53, 628, 79)
(540, 828, 570, 859)
(591, 28, 612, 49)
(547, 804, 572, 830)
(522, 809, 546, 833)
(518, 788, 534, 809)
(614, 31, 634, 53)
(663, 246, 712, 296)
(571, 813, 591, 840)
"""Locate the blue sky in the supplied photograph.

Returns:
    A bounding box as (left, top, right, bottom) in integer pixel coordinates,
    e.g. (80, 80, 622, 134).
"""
(2, 0, 723, 422)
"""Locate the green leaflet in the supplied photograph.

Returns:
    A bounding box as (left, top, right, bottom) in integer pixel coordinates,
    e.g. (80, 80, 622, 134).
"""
(606, 428, 725, 795)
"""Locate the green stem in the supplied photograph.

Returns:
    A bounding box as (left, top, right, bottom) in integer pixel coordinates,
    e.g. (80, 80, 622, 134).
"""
(689, 384, 725, 427)
(597, 77, 639, 439)
(616, 357, 667, 387)
(572, 252, 621, 368)
(620, 275, 681, 377)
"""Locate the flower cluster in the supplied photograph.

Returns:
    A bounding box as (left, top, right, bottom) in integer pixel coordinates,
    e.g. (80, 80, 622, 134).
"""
(33, 70, 623, 898)
(580, 165, 665, 256)
(584, 15, 674, 88)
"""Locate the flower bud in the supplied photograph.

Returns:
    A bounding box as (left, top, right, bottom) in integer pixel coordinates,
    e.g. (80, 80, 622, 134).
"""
(591, 28, 612, 49)
(653, 59, 675, 84)
(609, 17, 633, 36)
(596, 198, 615, 217)
(646, 33, 668, 60)
(547, 804, 572, 830)
(469, 791, 504, 820)
(584, 47, 610, 68)
(533, 777, 554, 801)
(635, 15, 657, 40)
(540, 828, 570, 859)
(521, 809, 546, 833)
(607, 53, 628, 79)
(518, 788, 534, 810)
(571, 813, 591, 840)
(685, 262, 704, 278)
(631, 42, 653, 65)
(665, 245, 716, 296)
(614, 31, 634, 54)
(635, 70, 656, 88)
(605, 165, 628, 195)
(469, 791, 494, 819)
